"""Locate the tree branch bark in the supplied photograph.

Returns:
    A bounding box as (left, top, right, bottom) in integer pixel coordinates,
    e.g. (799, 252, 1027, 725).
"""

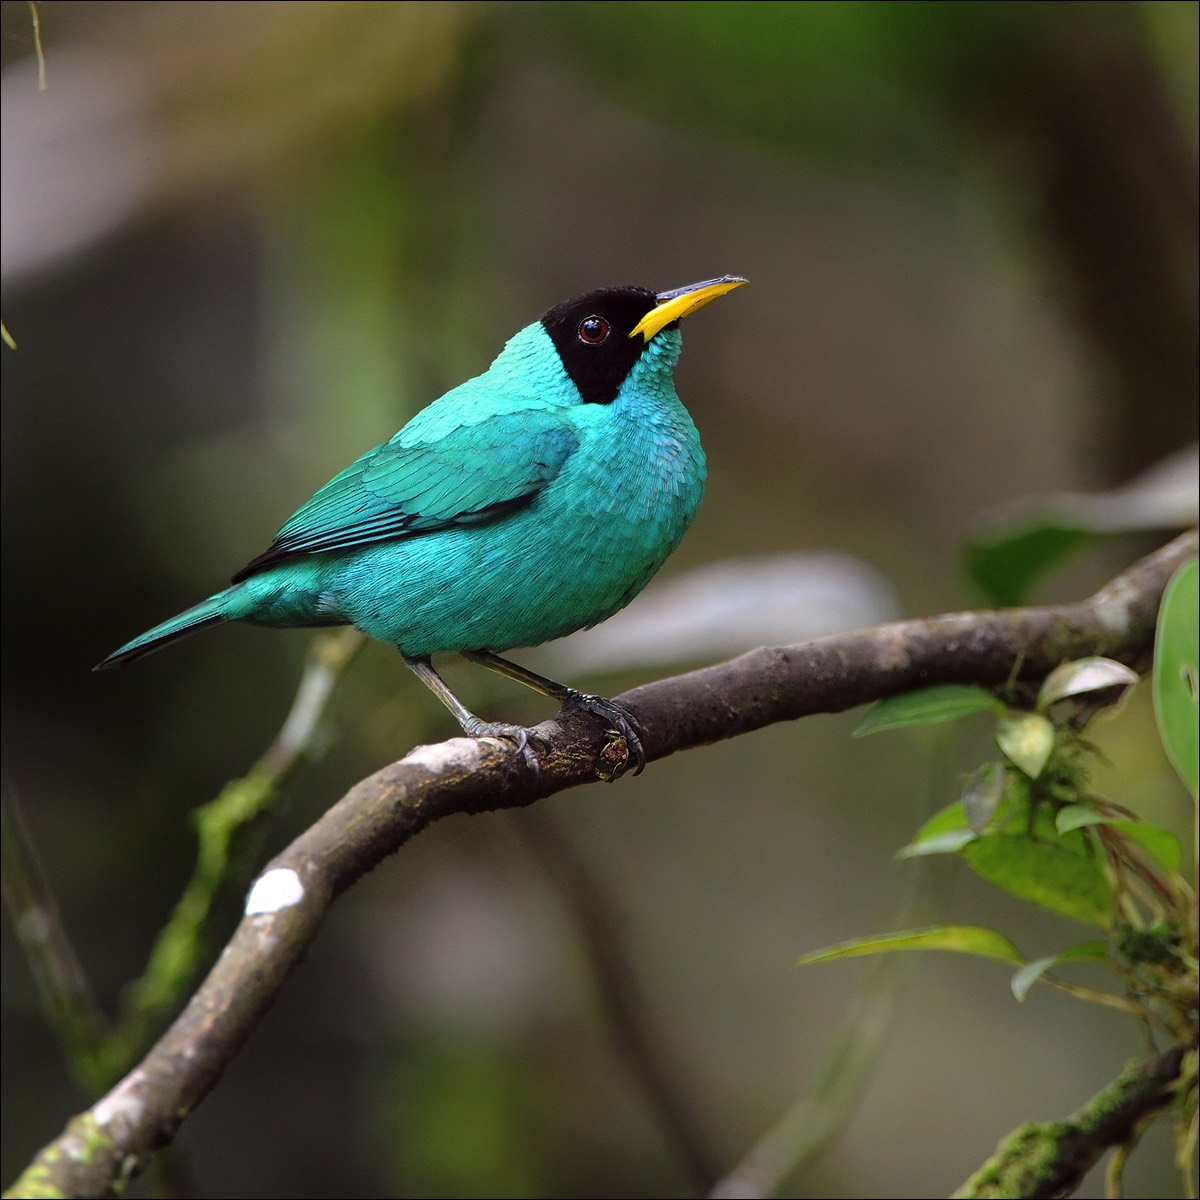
(7, 528, 1196, 1199)
(951, 1041, 1191, 1198)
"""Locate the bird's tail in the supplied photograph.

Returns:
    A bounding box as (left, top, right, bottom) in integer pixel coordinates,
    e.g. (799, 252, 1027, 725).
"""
(94, 593, 231, 670)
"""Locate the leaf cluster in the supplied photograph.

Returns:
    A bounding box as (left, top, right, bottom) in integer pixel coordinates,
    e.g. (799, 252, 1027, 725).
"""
(805, 559, 1199, 1193)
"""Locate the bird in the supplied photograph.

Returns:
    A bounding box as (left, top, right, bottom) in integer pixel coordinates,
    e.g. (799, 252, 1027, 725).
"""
(96, 275, 747, 774)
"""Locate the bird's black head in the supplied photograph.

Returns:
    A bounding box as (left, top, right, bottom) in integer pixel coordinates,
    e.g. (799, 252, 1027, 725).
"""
(540, 286, 660, 406)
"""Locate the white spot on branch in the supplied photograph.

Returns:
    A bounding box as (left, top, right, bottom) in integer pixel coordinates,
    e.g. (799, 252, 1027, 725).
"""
(245, 868, 305, 915)
(404, 739, 487, 773)
(93, 1070, 146, 1132)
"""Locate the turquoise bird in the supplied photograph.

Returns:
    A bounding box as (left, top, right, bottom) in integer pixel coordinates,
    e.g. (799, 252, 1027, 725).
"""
(97, 276, 746, 772)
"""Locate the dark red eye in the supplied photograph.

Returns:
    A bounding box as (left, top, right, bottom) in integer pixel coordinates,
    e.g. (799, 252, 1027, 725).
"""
(578, 315, 610, 344)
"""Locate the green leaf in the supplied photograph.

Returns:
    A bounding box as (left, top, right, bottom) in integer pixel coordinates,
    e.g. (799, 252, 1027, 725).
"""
(1153, 557, 1199, 798)
(896, 828, 978, 859)
(966, 449, 1198, 605)
(898, 801, 973, 859)
(898, 786, 1023, 858)
(854, 685, 1003, 736)
(1010, 941, 1110, 1001)
(961, 833, 1114, 928)
(798, 928, 1116, 1007)
(967, 523, 1094, 607)
(995, 712, 1056, 778)
(1054, 807, 1182, 872)
(1055, 804, 1104, 834)
(910, 800, 971, 841)
(797, 925, 1025, 968)
(1109, 820, 1183, 874)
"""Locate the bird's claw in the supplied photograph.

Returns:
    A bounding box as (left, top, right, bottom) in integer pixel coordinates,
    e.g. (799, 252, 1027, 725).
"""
(463, 718, 548, 775)
(461, 695, 645, 781)
(562, 692, 646, 779)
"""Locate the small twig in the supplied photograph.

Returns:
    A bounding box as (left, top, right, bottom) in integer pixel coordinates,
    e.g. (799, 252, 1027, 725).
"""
(260, 628, 363, 776)
(28, 1, 46, 90)
(0, 790, 110, 1093)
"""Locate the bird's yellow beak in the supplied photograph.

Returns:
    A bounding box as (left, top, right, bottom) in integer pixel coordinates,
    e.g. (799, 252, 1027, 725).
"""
(629, 275, 747, 342)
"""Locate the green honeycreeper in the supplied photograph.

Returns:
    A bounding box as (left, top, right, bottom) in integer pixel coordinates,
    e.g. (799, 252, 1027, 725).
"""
(97, 276, 746, 772)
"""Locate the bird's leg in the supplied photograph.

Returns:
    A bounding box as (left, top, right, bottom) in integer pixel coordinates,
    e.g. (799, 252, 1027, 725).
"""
(462, 650, 645, 776)
(403, 654, 546, 771)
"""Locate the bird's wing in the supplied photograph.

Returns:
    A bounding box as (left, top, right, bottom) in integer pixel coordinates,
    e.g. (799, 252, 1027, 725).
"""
(231, 408, 578, 582)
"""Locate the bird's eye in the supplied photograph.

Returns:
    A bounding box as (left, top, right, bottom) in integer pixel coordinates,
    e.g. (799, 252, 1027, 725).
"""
(577, 316, 610, 345)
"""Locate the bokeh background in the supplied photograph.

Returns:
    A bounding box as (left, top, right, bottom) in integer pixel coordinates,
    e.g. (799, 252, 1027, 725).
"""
(2, 3, 1197, 1197)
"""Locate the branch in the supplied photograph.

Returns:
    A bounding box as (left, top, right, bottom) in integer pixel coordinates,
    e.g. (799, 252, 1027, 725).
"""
(7, 528, 1196, 1198)
(951, 1042, 1192, 1198)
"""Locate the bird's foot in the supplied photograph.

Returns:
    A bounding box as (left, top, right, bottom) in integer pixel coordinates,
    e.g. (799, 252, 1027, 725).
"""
(460, 717, 548, 774)
(454, 652, 646, 780)
(560, 692, 646, 779)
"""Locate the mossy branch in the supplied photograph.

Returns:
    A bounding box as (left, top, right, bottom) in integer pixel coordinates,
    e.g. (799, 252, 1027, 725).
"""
(952, 1042, 1192, 1199)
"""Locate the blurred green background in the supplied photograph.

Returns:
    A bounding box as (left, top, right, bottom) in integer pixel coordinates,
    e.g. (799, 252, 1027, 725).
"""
(2, 2, 1196, 1196)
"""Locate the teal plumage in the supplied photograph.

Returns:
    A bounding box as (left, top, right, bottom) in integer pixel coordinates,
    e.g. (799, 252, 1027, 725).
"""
(98, 277, 745, 771)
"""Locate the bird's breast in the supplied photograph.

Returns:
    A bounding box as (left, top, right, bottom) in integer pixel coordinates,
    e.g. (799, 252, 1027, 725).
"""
(330, 399, 706, 656)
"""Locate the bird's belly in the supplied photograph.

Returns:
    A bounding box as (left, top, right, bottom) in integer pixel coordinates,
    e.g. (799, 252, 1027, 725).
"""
(328, 455, 702, 655)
